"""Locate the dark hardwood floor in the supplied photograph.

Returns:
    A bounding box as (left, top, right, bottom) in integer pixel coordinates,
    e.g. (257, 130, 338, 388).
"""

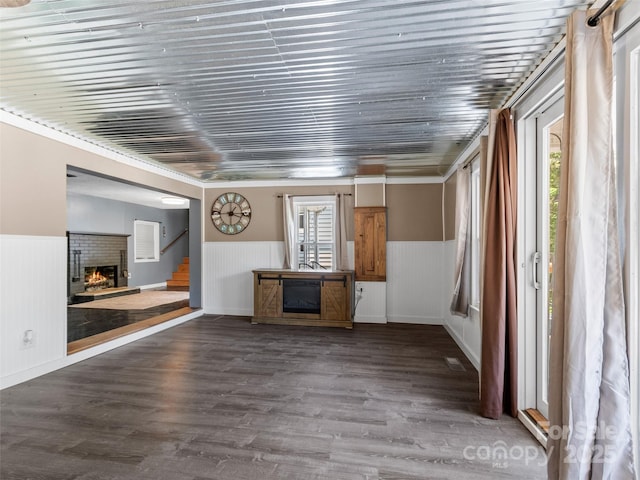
(67, 300, 189, 342)
(67, 297, 191, 342)
(1, 317, 546, 480)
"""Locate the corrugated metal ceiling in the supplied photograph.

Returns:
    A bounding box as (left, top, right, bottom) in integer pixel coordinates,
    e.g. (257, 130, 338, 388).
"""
(1, 0, 591, 181)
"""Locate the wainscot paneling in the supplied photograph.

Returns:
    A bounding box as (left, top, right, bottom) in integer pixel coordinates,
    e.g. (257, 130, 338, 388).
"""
(203, 242, 285, 316)
(441, 240, 480, 370)
(386, 241, 445, 325)
(203, 241, 356, 317)
(353, 281, 387, 323)
(0, 235, 67, 382)
(203, 240, 453, 328)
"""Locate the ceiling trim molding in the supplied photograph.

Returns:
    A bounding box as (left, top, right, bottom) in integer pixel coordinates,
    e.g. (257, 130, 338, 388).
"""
(385, 176, 443, 184)
(0, 110, 204, 188)
(202, 177, 355, 189)
(354, 176, 386, 185)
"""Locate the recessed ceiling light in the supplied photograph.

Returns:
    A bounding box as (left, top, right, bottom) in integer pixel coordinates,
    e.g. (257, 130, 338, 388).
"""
(161, 196, 186, 205)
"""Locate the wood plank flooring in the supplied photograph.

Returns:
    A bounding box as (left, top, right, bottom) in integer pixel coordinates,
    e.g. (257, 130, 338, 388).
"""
(67, 296, 191, 343)
(1, 316, 547, 480)
(67, 307, 196, 355)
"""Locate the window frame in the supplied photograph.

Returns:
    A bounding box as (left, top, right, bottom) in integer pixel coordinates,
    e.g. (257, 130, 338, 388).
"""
(134, 220, 160, 263)
(292, 195, 336, 270)
(469, 157, 481, 310)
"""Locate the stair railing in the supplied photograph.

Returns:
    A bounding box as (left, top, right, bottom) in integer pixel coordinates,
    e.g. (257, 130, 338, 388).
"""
(160, 227, 188, 255)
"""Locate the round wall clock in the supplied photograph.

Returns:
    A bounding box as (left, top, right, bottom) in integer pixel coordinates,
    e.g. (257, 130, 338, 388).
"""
(211, 192, 251, 235)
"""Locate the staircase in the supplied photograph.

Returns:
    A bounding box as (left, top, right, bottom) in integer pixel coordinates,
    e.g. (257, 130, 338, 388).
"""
(166, 257, 189, 291)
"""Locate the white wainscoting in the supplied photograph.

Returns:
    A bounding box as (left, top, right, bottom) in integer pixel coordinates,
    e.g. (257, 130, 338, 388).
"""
(203, 242, 285, 316)
(354, 281, 387, 323)
(203, 241, 452, 326)
(0, 235, 67, 384)
(441, 240, 481, 370)
(386, 241, 445, 325)
(1, 234, 202, 389)
(203, 241, 356, 317)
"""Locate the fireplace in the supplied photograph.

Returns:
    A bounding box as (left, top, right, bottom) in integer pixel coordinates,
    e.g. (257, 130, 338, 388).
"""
(282, 279, 321, 314)
(84, 265, 117, 291)
(68, 232, 129, 302)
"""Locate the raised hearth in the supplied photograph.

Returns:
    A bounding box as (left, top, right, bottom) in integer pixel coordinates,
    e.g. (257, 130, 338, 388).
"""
(73, 286, 141, 303)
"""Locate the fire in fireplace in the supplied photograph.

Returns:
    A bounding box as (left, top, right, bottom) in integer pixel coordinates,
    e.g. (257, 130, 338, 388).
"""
(84, 266, 117, 291)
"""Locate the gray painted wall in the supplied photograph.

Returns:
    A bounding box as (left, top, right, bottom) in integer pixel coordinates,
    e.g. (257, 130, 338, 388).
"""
(67, 193, 189, 287)
(188, 198, 202, 308)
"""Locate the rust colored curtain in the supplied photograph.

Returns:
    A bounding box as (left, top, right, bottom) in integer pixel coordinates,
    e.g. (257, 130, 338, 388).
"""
(479, 108, 517, 419)
(547, 8, 635, 479)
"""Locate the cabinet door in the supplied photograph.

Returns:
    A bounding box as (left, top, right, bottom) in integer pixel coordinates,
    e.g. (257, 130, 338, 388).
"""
(354, 207, 386, 281)
(322, 280, 348, 321)
(256, 279, 281, 317)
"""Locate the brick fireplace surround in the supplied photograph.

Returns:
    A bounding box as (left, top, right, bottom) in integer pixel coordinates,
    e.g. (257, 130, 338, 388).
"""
(67, 232, 129, 303)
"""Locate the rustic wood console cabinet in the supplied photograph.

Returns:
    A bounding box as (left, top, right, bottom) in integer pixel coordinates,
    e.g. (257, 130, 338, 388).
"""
(252, 269, 354, 329)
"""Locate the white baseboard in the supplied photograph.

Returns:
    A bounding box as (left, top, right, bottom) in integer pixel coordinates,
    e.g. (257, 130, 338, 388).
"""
(1, 309, 203, 390)
(354, 314, 387, 324)
(443, 323, 481, 371)
(204, 307, 253, 317)
(387, 315, 443, 325)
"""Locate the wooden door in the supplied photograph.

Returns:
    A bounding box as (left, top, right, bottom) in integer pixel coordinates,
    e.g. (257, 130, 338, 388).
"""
(354, 207, 386, 281)
(255, 278, 281, 318)
(321, 280, 348, 321)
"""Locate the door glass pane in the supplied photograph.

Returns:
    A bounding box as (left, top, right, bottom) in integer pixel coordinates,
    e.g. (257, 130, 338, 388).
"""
(541, 115, 563, 415)
(535, 96, 563, 420)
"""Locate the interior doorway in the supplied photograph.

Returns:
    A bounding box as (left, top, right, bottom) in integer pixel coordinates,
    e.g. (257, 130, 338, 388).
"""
(65, 167, 199, 353)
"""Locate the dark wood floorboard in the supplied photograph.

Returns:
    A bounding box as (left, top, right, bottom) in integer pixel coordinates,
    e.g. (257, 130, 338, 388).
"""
(67, 299, 190, 342)
(1, 317, 546, 480)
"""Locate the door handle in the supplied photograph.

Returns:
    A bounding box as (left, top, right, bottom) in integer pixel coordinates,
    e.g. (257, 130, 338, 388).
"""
(531, 251, 541, 290)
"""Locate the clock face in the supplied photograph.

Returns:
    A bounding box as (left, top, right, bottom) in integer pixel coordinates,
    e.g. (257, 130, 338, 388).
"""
(211, 192, 251, 235)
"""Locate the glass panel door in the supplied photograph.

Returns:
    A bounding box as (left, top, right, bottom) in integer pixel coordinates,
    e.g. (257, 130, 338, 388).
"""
(536, 98, 563, 419)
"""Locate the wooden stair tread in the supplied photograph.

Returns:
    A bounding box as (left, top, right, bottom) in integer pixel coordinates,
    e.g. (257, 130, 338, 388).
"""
(167, 258, 190, 289)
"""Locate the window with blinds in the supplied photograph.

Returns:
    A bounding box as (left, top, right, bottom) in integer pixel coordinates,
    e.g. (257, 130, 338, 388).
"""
(134, 220, 160, 263)
(294, 198, 334, 269)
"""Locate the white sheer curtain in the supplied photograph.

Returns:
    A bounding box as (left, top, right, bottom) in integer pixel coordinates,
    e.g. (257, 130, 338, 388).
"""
(334, 193, 349, 270)
(547, 8, 636, 479)
(282, 194, 296, 269)
(450, 166, 471, 317)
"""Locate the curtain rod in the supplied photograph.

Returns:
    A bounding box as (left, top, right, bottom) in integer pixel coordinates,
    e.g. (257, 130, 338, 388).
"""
(587, 0, 614, 26)
(276, 193, 352, 198)
(462, 151, 481, 169)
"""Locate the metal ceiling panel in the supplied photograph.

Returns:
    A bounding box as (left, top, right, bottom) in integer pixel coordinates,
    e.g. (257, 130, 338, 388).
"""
(1, 0, 591, 181)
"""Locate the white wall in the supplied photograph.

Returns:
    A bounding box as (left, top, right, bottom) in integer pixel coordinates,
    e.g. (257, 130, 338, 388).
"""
(0, 235, 67, 383)
(202, 240, 451, 327)
(387, 241, 445, 324)
(354, 281, 387, 323)
(441, 239, 481, 370)
(202, 241, 285, 316)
